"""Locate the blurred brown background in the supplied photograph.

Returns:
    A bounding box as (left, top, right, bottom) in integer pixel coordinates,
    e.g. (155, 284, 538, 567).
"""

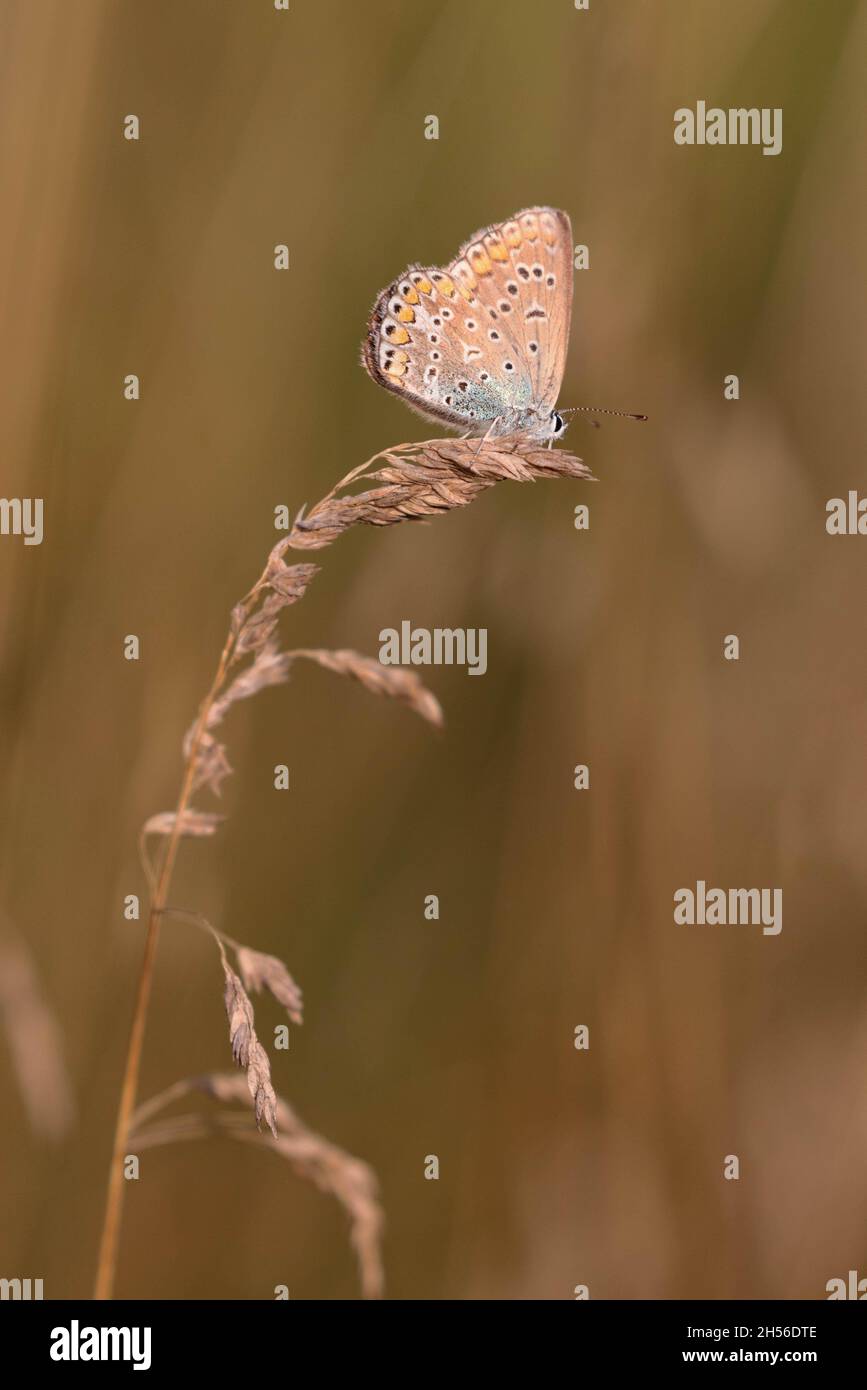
(1, 0, 865, 1300)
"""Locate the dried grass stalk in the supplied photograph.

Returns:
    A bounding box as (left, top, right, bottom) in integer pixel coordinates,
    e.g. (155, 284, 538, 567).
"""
(158, 907, 304, 1035)
(182, 559, 318, 798)
(142, 809, 224, 839)
(97, 432, 590, 1299)
(291, 648, 444, 728)
(288, 435, 593, 550)
(186, 731, 233, 799)
(131, 1072, 384, 1299)
(0, 926, 75, 1142)
(140, 810, 226, 890)
(236, 946, 304, 1026)
(219, 946, 278, 1137)
(208, 643, 293, 722)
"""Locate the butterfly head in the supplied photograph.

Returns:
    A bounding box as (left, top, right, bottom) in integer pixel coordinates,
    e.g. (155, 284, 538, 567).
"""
(508, 407, 568, 442)
(474, 406, 567, 443)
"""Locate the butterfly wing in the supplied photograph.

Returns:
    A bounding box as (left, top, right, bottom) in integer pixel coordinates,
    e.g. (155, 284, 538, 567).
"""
(362, 207, 573, 433)
(362, 263, 509, 430)
(450, 207, 573, 418)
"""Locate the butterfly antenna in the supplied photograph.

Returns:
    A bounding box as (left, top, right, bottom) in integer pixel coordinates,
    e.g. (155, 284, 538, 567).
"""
(561, 405, 648, 422)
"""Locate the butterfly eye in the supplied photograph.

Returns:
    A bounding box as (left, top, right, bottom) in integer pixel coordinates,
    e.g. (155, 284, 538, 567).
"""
(552, 412, 565, 434)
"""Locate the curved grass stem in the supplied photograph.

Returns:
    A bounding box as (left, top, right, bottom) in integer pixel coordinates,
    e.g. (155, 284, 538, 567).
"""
(92, 631, 236, 1300)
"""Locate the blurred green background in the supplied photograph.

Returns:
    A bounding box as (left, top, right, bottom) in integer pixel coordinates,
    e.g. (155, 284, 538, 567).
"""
(1, 0, 865, 1299)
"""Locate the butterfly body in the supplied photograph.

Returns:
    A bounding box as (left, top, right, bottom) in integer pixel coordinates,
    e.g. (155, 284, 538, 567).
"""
(362, 207, 573, 442)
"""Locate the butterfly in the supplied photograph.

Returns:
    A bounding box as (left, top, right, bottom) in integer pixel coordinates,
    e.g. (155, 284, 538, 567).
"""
(362, 207, 574, 444)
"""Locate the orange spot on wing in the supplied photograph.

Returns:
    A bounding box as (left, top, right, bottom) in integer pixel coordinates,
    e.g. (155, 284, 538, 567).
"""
(521, 213, 540, 240)
(540, 213, 559, 245)
(452, 259, 477, 289)
(468, 245, 492, 275)
(502, 221, 522, 247)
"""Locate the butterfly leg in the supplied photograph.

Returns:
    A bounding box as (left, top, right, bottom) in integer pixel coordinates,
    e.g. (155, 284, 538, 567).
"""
(471, 417, 502, 460)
